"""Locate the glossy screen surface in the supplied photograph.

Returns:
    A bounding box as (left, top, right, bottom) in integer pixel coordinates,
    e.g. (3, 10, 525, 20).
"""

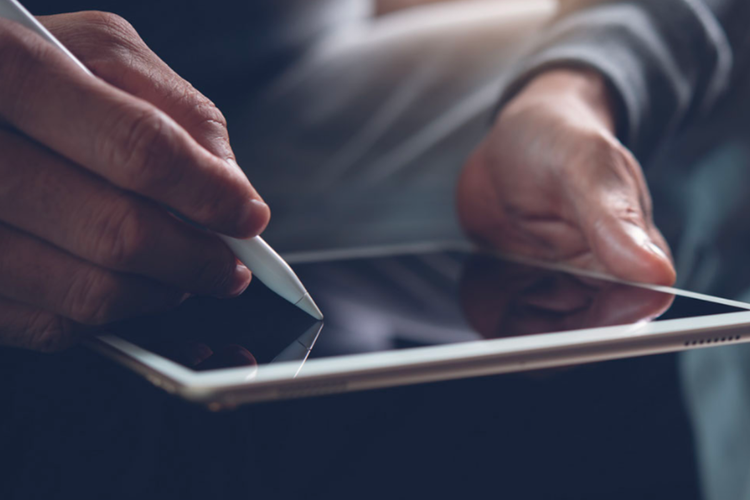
(111, 251, 749, 371)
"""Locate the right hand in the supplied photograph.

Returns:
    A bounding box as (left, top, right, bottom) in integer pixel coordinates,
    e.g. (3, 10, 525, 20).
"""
(0, 12, 271, 351)
(457, 69, 676, 286)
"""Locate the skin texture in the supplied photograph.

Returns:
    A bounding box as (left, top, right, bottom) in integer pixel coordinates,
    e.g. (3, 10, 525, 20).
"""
(457, 68, 676, 287)
(0, 12, 270, 351)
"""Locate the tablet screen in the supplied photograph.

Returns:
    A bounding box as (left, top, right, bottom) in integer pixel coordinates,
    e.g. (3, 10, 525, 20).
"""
(111, 251, 749, 371)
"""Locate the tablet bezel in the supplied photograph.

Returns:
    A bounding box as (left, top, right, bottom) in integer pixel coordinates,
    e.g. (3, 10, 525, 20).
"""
(87, 241, 750, 408)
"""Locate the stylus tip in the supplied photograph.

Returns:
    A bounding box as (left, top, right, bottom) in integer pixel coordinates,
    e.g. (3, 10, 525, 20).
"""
(296, 293, 324, 320)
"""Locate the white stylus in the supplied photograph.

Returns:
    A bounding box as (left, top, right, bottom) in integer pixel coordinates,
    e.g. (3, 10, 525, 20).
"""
(0, 0, 324, 320)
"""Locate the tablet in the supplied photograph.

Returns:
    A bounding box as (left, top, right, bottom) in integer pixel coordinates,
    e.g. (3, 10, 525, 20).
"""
(88, 242, 750, 409)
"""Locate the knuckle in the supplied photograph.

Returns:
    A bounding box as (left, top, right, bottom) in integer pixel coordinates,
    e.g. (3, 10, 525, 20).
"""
(172, 85, 226, 128)
(92, 199, 151, 269)
(611, 202, 643, 225)
(66, 269, 123, 325)
(177, 90, 232, 155)
(193, 99, 228, 131)
(564, 130, 634, 185)
(77, 11, 138, 41)
(107, 106, 183, 193)
(73, 12, 146, 71)
(174, 88, 227, 130)
(586, 131, 628, 166)
(169, 87, 233, 158)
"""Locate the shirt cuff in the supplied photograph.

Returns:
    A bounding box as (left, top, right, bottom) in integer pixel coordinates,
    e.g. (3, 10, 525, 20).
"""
(493, 2, 729, 160)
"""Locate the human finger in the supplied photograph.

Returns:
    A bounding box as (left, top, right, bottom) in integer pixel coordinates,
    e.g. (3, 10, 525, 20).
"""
(38, 12, 237, 161)
(567, 135, 676, 285)
(0, 17, 269, 238)
(0, 223, 185, 325)
(0, 130, 251, 297)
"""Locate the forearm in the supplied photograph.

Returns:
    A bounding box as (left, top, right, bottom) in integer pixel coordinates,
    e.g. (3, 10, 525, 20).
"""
(499, 0, 750, 160)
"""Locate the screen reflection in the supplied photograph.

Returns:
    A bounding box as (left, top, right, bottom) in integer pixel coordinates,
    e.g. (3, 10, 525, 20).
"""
(112, 251, 746, 371)
(111, 283, 323, 372)
(458, 254, 675, 339)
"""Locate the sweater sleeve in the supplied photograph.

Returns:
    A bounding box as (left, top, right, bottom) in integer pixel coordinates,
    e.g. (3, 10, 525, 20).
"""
(497, 0, 750, 159)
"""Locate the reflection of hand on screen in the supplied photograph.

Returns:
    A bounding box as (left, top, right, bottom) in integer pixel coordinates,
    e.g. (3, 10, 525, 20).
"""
(155, 340, 258, 371)
(459, 255, 675, 340)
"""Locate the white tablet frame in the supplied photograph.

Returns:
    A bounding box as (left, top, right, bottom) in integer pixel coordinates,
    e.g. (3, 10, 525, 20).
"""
(87, 242, 750, 409)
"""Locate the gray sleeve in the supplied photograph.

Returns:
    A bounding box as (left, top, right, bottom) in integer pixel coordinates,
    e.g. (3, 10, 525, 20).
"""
(498, 0, 750, 159)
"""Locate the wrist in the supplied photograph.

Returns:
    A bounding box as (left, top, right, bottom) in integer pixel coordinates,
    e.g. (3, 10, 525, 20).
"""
(510, 68, 618, 134)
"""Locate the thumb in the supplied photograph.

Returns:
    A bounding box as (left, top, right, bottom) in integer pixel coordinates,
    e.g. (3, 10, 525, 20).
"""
(578, 194, 676, 286)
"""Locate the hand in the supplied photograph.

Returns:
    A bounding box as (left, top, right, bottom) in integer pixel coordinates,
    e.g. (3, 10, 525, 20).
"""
(457, 69, 676, 287)
(155, 340, 258, 372)
(0, 12, 270, 351)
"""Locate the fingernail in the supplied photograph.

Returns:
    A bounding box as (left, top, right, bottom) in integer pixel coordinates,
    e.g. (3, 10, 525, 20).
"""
(624, 224, 668, 259)
(622, 223, 650, 247)
(645, 241, 669, 261)
(623, 223, 671, 262)
(221, 264, 252, 298)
